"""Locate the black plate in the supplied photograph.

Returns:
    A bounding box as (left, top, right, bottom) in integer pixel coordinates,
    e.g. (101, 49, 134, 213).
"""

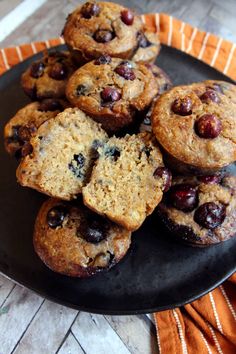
(0, 45, 236, 315)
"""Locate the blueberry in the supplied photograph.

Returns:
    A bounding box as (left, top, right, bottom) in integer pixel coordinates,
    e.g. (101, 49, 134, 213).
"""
(115, 63, 136, 80)
(195, 114, 222, 139)
(137, 32, 152, 48)
(68, 153, 86, 178)
(194, 202, 226, 229)
(94, 30, 114, 43)
(105, 146, 120, 161)
(197, 175, 221, 184)
(153, 167, 172, 192)
(171, 97, 192, 116)
(49, 62, 68, 80)
(78, 214, 109, 243)
(121, 9, 134, 25)
(200, 90, 220, 104)
(30, 62, 45, 78)
(47, 205, 68, 228)
(167, 184, 198, 212)
(76, 84, 87, 96)
(94, 55, 112, 65)
(81, 2, 100, 19)
(101, 87, 121, 102)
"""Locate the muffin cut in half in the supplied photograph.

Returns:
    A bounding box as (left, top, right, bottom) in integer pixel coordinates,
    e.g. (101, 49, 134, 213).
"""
(83, 132, 172, 231)
(16, 108, 108, 200)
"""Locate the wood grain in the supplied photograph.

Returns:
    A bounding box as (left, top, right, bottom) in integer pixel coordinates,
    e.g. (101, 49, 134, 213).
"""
(13, 300, 78, 354)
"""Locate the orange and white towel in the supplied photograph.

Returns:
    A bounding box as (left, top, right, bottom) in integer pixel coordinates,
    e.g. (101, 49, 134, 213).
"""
(0, 12, 235, 354)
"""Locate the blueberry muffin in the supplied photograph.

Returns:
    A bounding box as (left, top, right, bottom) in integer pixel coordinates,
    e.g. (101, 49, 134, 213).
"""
(156, 175, 236, 246)
(151, 81, 236, 175)
(83, 133, 171, 231)
(62, 1, 143, 64)
(66, 57, 158, 133)
(4, 99, 69, 157)
(34, 198, 131, 277)
(21, 51, 76, 100)
(131, 29, 160, 65)
(16, 108, 108, 200)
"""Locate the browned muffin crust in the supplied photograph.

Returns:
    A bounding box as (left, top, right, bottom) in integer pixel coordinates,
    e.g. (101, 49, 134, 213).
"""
(66, 57, 158, 133)
(4, 99, 70, 156)
(34, 198, 131, 277)
(151, 81, 236, 175)
(156, 175, 236, 246)
(62, 1, 143, 63)
(21, 51, 77, 100)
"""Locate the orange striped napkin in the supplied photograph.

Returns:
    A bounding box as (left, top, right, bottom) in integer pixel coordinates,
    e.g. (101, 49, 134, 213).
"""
(1, 12, 236, 354)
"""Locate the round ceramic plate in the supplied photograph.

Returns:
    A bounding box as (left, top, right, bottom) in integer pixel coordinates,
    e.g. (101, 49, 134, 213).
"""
(0, 45, 236, 314)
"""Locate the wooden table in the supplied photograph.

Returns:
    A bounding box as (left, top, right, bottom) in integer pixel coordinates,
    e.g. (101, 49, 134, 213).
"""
(0, 1, 235, 353)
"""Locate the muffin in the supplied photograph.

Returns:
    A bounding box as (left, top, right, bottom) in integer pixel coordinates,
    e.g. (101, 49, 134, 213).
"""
(16, 108, 108, 200)
(4, 99, 69, 157)
(66, 57, 158, 133)
(62, 1, 143, 64)
(21, 51, 76, 100)
(34, 198, 131, 277)
(131, 29, 160, 64)
(83, 132, 171, 231)
(151, 81, 236, 175)
(156, 175, 236, 246)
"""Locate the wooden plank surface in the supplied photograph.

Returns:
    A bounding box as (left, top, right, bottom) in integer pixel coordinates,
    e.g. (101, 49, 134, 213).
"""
(0, 1, 235, 353)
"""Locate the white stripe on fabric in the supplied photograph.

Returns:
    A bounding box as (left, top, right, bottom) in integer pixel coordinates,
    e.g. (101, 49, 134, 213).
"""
(15, 46, 23, 62)
(31, 42, 37, 54)
(199, 331, 213, 354)
(223, 43, 236, 74)
(207, 322, 223, 354)
(172, 310, 188, 354)
(155, 13, 160, 32)
(59, 37, 65, 45)
(154, 316, 162, 354)
(167, 16, 173, 46)
(198, 32, 210, 60)
(210, 37, 223, 66)
(209, 293, 223, 334)
(220, 285, 236, 321)
(180, 22, 185, 51)
(0, 49, 10, 70)
(186, 27, 198, 53)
